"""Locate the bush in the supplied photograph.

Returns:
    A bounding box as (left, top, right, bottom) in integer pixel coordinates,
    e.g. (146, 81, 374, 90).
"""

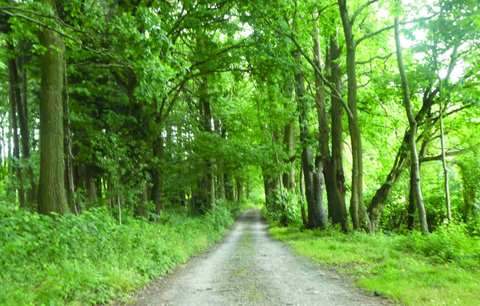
(397, 222, 480, 268)
(0, 202, 241, 305)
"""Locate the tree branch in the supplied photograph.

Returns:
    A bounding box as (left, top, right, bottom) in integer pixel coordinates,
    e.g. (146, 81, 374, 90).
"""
(351, 0, 379, 25)
(420, 149, 470, 163)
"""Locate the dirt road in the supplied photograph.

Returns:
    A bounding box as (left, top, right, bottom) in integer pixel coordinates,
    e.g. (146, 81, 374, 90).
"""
(131, 209, 392, 306)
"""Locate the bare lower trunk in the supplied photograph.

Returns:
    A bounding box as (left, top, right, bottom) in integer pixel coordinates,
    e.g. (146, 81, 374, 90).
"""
(299, 164, 307, 226)
(283, 119, 296, 191)
(135, 155, 149, 218)
(151, 136, 164, 215)
(225, 172, 235, 201)
(85, 171, 97, 202)
(395, 14, 429, 234)
(407, 169, 416, 231)
(37, 6, 69, 215)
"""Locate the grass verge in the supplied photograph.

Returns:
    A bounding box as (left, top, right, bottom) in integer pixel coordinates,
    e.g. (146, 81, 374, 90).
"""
(270, 226, 480, 306)
(0, 202, 254, 306)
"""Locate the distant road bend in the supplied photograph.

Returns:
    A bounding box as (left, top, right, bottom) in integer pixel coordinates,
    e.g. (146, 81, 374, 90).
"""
(131, 209, 391, 306)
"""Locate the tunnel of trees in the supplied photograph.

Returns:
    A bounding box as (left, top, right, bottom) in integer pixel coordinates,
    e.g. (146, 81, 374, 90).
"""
(0, 0, 479, 234)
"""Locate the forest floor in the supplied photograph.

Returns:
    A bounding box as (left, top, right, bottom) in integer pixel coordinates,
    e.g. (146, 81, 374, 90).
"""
(119, 209, 393, 306)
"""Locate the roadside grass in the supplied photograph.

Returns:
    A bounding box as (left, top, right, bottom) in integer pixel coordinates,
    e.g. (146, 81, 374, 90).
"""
(0, 201, 255, 306)
(270, 226, 480, 306)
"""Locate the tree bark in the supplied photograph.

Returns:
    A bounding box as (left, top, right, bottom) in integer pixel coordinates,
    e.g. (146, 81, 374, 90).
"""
(214, 119, 226, 199)
(312, 24, 349, 232)
(6, 42, 25, 207)
(294, 49, 327, 229)
(439, 101, 451, 221)
(135, 154, 149, 218)
(151, 135, 164, 215)
(282, 119, 296, 191)
(338, 0, 370, 232)
(394, 13, 429, 234)
(236, 178, 243, 204)
(63, 56, 79, 215)
(37, 1, 69, 215)
(199, 76, 215, 211)
(20, 61, 37, 204)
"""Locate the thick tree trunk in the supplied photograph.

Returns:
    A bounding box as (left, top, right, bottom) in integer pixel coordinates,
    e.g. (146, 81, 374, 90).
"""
(282, 119, 296, 191)
(312, 26, 349, 232)
(338, 0, 370, 232)
(151, 136, 164, 215)
(329, 34, 349, 230)
(6, 42, 25, 207)
(294, 50, 327, 229)
(135, 185, 149, 218)
(37, 5, 69, 215)
(85, 171, 97, 202)
(395, 15, 429, 234)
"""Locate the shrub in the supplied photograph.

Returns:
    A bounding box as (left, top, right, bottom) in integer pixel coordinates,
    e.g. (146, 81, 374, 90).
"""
(0, 201, 241, 305)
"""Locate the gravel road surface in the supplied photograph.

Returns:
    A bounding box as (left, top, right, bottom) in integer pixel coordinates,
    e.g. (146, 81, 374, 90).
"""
(129, 209, 393, 306)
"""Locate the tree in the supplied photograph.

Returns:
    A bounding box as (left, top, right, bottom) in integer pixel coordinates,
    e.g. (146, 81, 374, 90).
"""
(37, 0, 69, 215)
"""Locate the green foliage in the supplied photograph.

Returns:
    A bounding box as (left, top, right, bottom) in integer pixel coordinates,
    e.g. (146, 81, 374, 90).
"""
(264, 189, 304, 226)
(270, 226, 480, 306)
(397, 222, 480, 268)
(0, 202, 243, 305)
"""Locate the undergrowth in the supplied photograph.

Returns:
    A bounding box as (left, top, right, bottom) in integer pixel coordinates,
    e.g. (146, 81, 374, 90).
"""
(270, 223, 480, 306)
(0, 201, 251, 306)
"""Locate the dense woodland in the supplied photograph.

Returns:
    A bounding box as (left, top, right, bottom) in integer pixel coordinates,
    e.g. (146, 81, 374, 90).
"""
(0, 0, 479, 304)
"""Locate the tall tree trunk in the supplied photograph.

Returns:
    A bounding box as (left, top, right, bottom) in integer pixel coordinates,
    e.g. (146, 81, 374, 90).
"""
(225, 172, 235, 201)
(37, 1, 69, 215)
(312, 24, 349, 232)
(214, 119, 226, 199)
(294, 50, 326, 229)
(299, 164, 307, 226)
(395, 13, 429, 234)
(407, 168, 416, 230)
(85, 169, 97, 202)
(338, 0, 370, 232)
(151, 135, 164, 215)
(282, 119, 296, 191)
(236, 178, 243, 204)
(439, 101, 451, 221)
(6, 42, 25, 207)
(63, 56, 79, 215)
(135, 153, 149, 217)
(20, 62, 37, 204)
(329, 33, 349, 230)
(200, 76, 215, 211)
